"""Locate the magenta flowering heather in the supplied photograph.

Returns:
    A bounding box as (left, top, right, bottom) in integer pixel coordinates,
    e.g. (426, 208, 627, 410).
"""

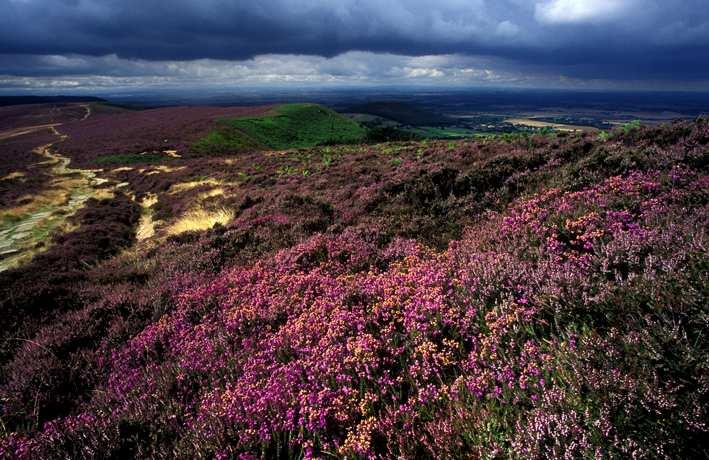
(1, 120, 708, 458)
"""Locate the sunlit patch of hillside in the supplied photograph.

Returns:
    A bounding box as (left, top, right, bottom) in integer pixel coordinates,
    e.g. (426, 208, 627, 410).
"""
(167, 206, 234, 235)
(193, 103, 367, 154)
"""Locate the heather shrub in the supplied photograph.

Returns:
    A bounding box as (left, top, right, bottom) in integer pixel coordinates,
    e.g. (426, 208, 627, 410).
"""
(0, 193, 139, 362)
(1, 121, 707, 459)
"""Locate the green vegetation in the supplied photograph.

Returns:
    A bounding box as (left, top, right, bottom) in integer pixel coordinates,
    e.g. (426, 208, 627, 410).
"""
(597, 130, 611, 141)
(347, 101, 450, 125)
(621, 120, 642, 134)
(192, 127, 260, 155)
(95, 153, 168, 165)
(321, 151, 334, 168)
(410, 126, 478, 139)
(194, 104, 367, 154)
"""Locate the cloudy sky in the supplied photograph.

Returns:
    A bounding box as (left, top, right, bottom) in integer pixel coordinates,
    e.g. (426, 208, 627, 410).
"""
(1, 0, 708, 92)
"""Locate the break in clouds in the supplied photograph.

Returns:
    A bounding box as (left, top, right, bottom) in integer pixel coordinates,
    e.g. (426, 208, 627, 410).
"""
(1, 0, 708, 90)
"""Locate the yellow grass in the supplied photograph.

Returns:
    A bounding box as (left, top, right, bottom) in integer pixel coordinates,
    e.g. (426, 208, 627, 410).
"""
(3, 188, 71, 216)
(1, 171, 26, 181)
(169, 178, 223, 194)
(163, 150, 182, 158)
(136, 194, 159, 240)
(198, 188, 226, 200)
(142, 165, 187, 176)
(111, 167, 134, 173)
(168, 206, 234, 235)
(94, 188, 116, 200)
(143, 194, 159, 208)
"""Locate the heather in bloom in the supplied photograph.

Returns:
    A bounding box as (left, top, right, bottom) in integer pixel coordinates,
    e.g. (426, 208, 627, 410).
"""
(1, 120, 707, 459)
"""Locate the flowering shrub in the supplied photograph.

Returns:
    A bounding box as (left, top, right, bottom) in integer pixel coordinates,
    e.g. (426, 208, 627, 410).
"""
(1, 120, 707, 458)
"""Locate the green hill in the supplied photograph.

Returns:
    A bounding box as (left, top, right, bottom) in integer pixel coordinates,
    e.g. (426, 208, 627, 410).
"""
(193, 103, 367, 153)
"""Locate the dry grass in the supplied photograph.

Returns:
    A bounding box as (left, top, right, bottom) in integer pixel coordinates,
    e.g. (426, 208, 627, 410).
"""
(167, 206, 234, 235)
(169, 178, 223, 194)
(93, 188, 116, 200)
(163, 150, 182, 158)
(136, 194, 159, 240)
(198, 188, 226, 200)
(141, 165, 187, 176)
(111, 167, 134, 173)
(1, 171, 26, 181)
(2, 188, 72, 216)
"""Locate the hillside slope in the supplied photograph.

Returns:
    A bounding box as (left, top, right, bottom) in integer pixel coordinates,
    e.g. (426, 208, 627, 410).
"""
(0, 119, 707, 459)
(193, 103, 368, 153)
(59, 105, 273, 167)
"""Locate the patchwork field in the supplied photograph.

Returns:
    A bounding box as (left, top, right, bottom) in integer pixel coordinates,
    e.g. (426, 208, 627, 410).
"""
(504, 117, 598, 132)
(0, 102, 707, 458)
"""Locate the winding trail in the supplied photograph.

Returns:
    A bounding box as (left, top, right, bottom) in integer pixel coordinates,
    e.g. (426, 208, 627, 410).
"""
(0, 105, 113, 272)
(80, 103, 92, 121)
(0, 123, 61, 142)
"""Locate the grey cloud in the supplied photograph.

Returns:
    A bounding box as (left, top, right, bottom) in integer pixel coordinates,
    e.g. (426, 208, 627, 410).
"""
(0, 0, 708, 86)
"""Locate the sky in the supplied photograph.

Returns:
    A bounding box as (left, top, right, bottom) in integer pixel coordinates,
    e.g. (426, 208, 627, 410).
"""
(1, 0, 708, 93)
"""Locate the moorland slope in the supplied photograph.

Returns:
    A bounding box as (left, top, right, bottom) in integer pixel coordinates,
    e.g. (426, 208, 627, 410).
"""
(0, 105, 707, 458)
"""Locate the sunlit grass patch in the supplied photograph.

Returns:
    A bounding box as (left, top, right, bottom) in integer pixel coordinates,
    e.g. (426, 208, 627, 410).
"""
(198, 187, 226, 200)
(110, 167, 134, 173)
(93, 188, 115, 200)
(136, 194, 159, 241)
(3, 188, 71, 215)
(192, 127, 261, 155)
(142, 165, 187, 176)
(169, 178, 224, 194)
(167, 206, 234, 235)
(194, 103, 367, 154)
(1, 171, 26, 181)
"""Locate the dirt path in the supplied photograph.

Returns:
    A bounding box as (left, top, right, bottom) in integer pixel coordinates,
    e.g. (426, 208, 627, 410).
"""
(80, 103, 92, 121)
(0, 122, 112, 272)
(0, 123, 62, 141)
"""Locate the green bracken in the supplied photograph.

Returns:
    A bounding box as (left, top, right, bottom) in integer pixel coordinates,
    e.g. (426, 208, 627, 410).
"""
(193, 103, 367, 154)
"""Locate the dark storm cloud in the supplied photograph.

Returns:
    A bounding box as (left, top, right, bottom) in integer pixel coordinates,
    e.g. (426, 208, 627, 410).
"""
(1, 0, 708, 83)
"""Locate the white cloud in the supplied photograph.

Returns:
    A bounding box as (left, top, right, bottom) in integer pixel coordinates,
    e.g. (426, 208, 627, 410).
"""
(535, 0, 634, 24)
(405, 67, 445, 78)
(0, 52, 525, 90)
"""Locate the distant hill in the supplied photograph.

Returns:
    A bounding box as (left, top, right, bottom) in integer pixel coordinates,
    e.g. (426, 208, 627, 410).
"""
(346, 101, 452, 126)
(0, 96, 106, 107)
(193, 103, 367, 153)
